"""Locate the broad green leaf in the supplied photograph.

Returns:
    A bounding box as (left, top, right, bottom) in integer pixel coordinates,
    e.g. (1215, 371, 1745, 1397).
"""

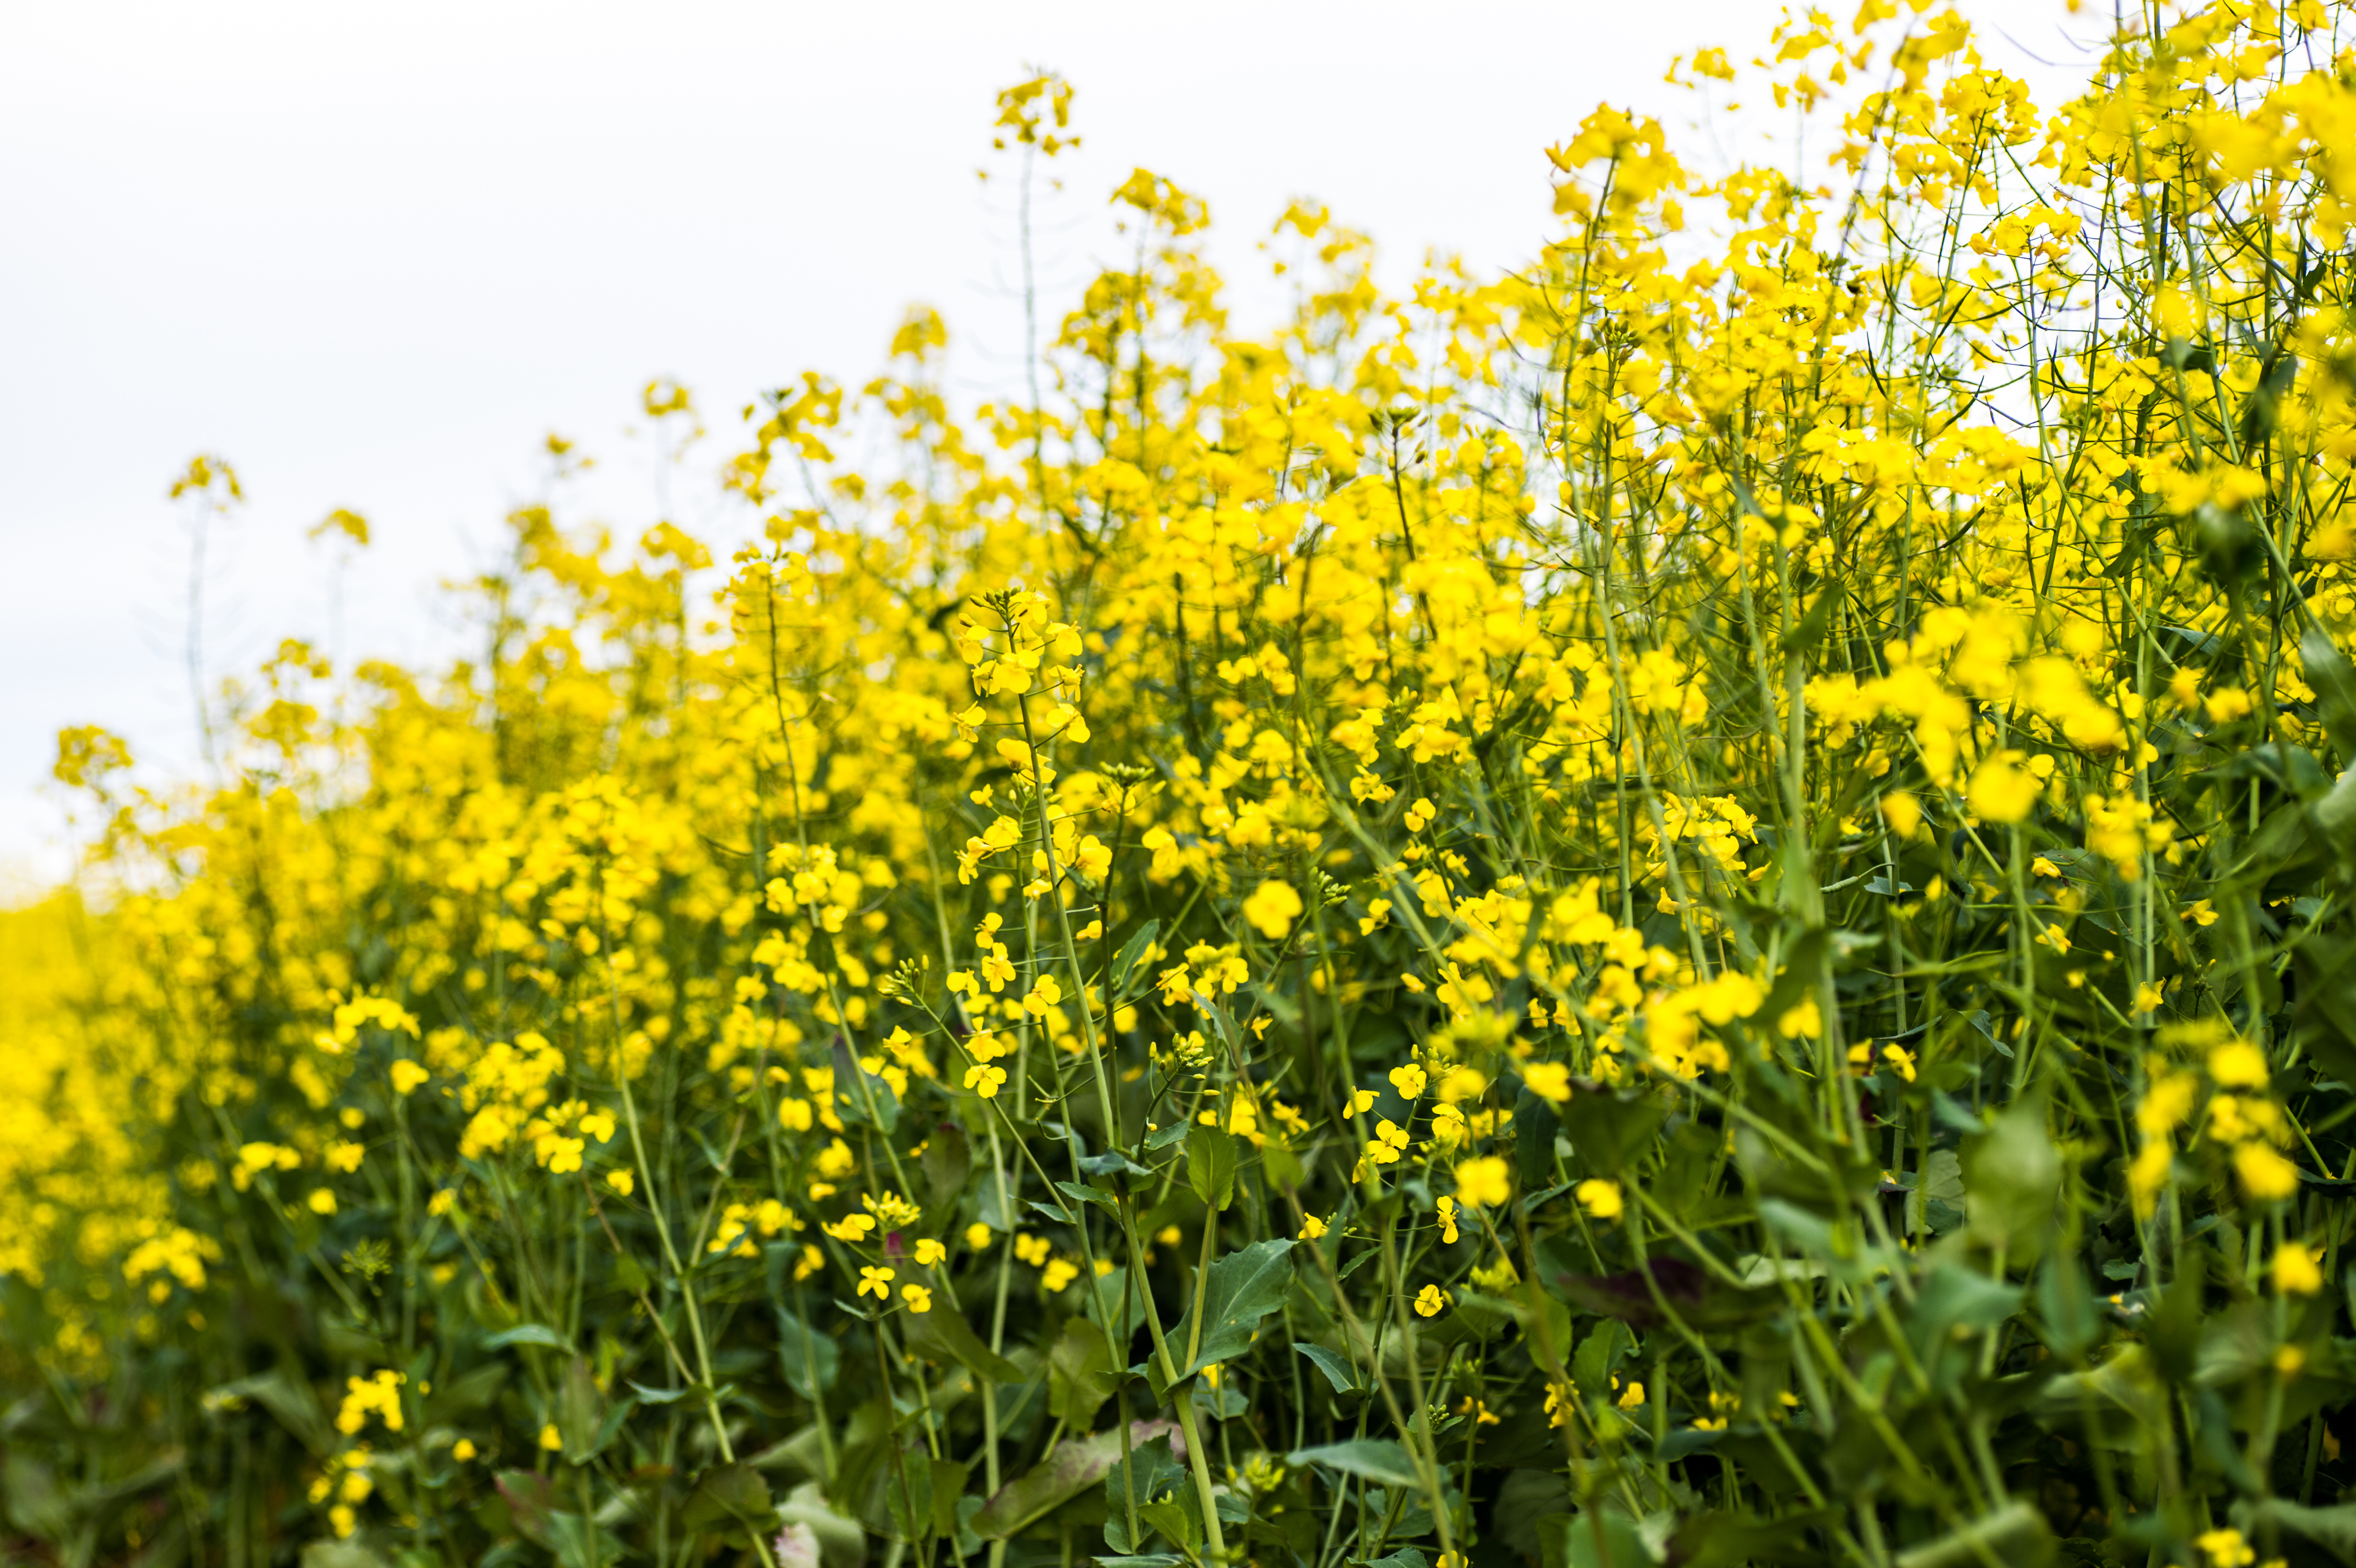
(903, 1303, 1021, 1383)
(681, 1461, 775, 1533)
(555, 1355, 603, 1464)
(883, 1439, 936, 1543)
(206, 1367, 332, 1455)
(1048, 1315, 1119, 1426)
(2248, 1498, 2356, 1564)
(1103, 1434, 1188, 1553)
(1961, 1097, 2060, 1256)
(1889, 1501, 2053, 1568)
(1187, 1123, 1237, 1210)
(774, 1481, 866, 1568)
(973, 1419, 1181, 1539)
(1284, 1437, 1419, 1487)
(481, 1322, 571, 1352)
(830, 1040, 899, 1133)
(1166, 1238, 1296, 1380)
(1088, 1264, 1145, 1348)
(1294, 1342, 1360, 1394)
(778, 1307, 840, 1399)
(1112, 920, 1162, 998)
(920, 1124, 970, 1210)
(300, 1544, 390, 1568)
(1664, 1509, 1836, 1568)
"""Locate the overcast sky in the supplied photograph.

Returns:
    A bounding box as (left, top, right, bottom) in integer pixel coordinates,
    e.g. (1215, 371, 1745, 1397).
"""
(0, 0, 2096, 885)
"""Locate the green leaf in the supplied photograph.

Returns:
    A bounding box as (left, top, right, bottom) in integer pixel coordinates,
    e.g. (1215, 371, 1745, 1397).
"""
(2247, 1498, 2356, 1564)
(495, 1471, 556, 1546)
(1889, 1501, 2053, 1568)
(1514, 1086, 1560, 1188)
(207, 1367, 332, 1455)
(884, 1439, 937, 1543)
(927, 1459, 969, 1541)
(1295, 1343, 1361, 1394)
(1187, 1124, 1238, 1210)
(545, 1512, 622, 1568)
(774, 1481, 866, 1568)
(1048, 1315, 1120, 1426)
(1103, 1434, 1188, 1554)
(1908, 1263, 2022, 1349)
(1112, 920, 1162, 999)
(973, 1420, 1181, 1539)
(1088, 1264, 1145, 1348)
(481, 1323, 571, 1352)
(2305, 627, 2356, 762)
(1139, 1491, 1203, 1552)
(1165, 1239, 1296, 1381)
(1284, 1438, 1419, 1487)
(1778, 581, 1839, 654)
(1961, 1097, 2060, 1257)
(1077, 1150, 1153, 1184)
(555, 1355, 604, 1465)
(301, 1544, 391, 1568)
(777, 1308, 840, 1399)
(681, 1461, 775, 1534)
(1554, 1085, 1668, 1178)
(903, 1304, 1021, 1383)
(1664, 1510, 1836, 1568)
(921, 1125, 970, 1210)
(831, 1040, 899, 1133)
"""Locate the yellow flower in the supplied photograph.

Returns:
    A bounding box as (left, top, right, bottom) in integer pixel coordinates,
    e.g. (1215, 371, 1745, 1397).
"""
(913, 1238, 948, 1267)
(1413, 1284, 1449, 1317)
(1522, 1062, 1573, 1103)
(2234, 1142, 2301, 1203)
(1156, 1224, 1183, 1247)
(606, 1169, 634, 1197)
(1014, 1233, 1050, 1266)
(1576, 1179, 1624, 1220)
(1390, 1063, 1429, 1100)
(451, 1438, 476, 1461)
(389, 1059, 429, 1096)
(2197, 1528, 2255, 1568)
(901, 1284, 933, 1314)
(307, 1188, 338, 1216)
(1615, 1380, 1646, 1410)
(1453, 1157, 1512, 1209)
(858, 1265, 895, 1299)
(1241, 879, 1304, 939)
(964, 1063, 1009, 1099)
(2128, 1140, 2173, 1219)
(1041, 1258, 1080, 1293)
(826, 1214, 877, 1243)
(2273, 1242, 2325, 1296)
(965, 1222, 993, 1252)
(1298, 1214, 1328, 1240)
(1021, 974, 1063, 1017)
(1436, 1196, 1460, 1244)
(2209, 1039, 2269, 1088)
(1966, 750, 2040, 824)
(539, 1423, 563, 1453)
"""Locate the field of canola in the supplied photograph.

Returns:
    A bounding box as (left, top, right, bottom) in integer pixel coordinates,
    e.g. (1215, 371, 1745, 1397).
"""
(11, 6, 2356, 1567)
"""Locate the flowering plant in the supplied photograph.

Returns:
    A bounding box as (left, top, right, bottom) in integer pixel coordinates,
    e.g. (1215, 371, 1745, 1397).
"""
(13, 9, 2356, 1568)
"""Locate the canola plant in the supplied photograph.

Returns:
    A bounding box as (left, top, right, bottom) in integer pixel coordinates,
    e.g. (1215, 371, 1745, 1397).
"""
(11, 6, 2356, 1567)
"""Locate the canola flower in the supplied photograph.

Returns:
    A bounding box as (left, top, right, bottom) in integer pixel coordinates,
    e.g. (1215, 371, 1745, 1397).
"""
(12, 8, 2356, 1566)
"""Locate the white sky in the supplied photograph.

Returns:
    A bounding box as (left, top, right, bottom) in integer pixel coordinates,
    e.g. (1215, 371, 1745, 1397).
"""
(0, 0, 2097, 885)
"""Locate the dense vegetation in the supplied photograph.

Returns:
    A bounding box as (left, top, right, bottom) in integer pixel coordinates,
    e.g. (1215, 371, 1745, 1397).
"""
(12, 5, 2356, 1567)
